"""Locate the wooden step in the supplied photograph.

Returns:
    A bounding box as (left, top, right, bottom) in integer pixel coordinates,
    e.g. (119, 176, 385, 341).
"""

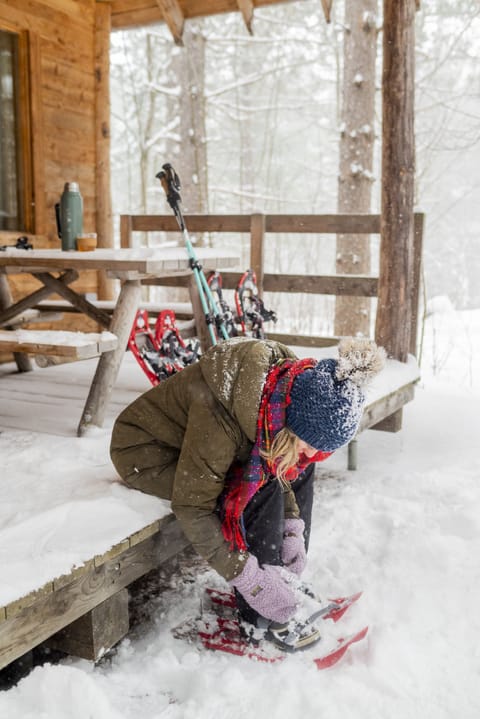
(0, 329, 118, 359)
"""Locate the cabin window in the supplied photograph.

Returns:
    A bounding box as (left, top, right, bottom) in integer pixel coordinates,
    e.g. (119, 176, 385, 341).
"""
(0, 28, 32, 232)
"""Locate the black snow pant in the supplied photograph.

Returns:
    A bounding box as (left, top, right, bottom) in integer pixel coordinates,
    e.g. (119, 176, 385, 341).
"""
(234, 463, 315, 625)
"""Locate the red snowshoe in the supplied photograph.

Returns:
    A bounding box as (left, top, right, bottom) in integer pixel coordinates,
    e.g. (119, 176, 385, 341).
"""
(206, 271, 238, 339)
(235, 269, 277, 339)
(128, 308, 200, 386)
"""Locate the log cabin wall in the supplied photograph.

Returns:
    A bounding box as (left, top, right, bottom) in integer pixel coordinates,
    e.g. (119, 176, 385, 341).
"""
(0, 0, 101, 349)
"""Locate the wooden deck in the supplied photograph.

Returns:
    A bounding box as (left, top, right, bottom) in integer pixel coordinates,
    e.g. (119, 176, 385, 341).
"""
(0, 353, 190, 668)
(0, 346, 420, 670)
(0, 350, 150, 435)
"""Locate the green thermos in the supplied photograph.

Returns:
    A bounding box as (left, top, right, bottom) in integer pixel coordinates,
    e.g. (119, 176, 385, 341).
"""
(55, 182, 83, 251)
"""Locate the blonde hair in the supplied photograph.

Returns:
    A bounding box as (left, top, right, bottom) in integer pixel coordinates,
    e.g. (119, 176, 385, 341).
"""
(261, 427, 302, 486)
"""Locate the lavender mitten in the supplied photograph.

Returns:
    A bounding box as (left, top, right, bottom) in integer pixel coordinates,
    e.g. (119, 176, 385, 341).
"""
(281, 518, 307, 576)
(230, 555, 298, 624)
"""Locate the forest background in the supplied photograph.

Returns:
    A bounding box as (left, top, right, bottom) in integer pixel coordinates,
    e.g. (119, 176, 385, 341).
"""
(109, 0, 480, 351)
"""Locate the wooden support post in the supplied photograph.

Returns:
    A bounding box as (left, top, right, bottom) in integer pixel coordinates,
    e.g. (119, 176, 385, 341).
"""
(320, 0, 333, 23)
(95, 3, 115, 302)
(0, 275, 32, 372)
(237, 0, 254, 34)
(155, 0, 185, 45)
(120, 215, 133, 249)
(375, 0, 416, 361)
(250, 213, 265, 295)
(77, 279, 142, 435)
(348, 439, 358, 471)
(46, 589, 129, 662)
(373, 409, 403, 432)
(410, 212, 425, 356)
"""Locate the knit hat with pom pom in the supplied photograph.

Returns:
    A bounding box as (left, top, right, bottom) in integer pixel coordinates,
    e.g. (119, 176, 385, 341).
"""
(286, 338, 386, 452)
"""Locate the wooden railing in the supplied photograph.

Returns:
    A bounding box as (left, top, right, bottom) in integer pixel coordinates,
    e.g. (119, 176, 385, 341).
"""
(120, 213, 424, 357)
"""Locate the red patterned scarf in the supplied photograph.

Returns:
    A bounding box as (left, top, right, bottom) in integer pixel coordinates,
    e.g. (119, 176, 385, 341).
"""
(220, 358, 331, 551)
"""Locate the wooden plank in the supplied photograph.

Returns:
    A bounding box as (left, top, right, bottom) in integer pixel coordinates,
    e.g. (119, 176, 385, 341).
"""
(53, 560, 95, 591)
(94, 538, 131, 567)
(0, 516, 189, 670)
(34, 272, 112, 328)
(110, 0, 311, 29)
(43, 87, 95, 122)
(127, 214, 382, 235)
(141, 271, 378, 298)
(0, 330, 117, 358)
(263, 273, 379, 297)
(265, 214, 381, 234)
(358, 383, 416, 433)
(47, 589, 129, 661)
(0, 0, 93, 43)
(0, 249, 238, 275)
(34, 299, 194, 320)
(130, 214, 251, 233)
(129, 520, 160, 547)
(120, 214, 133, 248)
(0, 308, 41, 327)
(265, 332, 339, 348)
(0, 275, 33, 371)
(5, 583, 54, 621)
(373, 409, 403, 432)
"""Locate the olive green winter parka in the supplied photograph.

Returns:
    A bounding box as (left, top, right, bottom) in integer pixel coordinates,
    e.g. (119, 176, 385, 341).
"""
(110, 338, 300, 580)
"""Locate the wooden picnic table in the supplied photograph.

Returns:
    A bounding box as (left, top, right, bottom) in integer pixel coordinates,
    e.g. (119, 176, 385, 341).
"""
(0, 247, 239, 436)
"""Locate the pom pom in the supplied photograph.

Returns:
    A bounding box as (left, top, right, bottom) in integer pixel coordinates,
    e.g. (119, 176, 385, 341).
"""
(335, 337, 386, 388)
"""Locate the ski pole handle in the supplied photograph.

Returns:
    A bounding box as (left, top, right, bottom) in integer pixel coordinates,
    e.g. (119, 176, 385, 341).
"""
(156, 164, 185, 227)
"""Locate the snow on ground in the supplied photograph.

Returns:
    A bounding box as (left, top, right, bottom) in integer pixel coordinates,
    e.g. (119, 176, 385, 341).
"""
(1, 298, 480, 718)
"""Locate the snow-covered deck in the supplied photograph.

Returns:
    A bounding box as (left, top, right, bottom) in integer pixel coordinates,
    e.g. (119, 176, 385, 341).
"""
(0, 349, 419, 669)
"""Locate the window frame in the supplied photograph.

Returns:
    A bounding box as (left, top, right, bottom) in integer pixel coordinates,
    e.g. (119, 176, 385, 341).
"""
(0, 22, 36, 234)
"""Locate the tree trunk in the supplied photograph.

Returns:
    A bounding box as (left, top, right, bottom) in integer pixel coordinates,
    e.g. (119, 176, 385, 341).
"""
(375, 0, 416, 361)
(335, 0, 378, 337)
(176, 23, 208, 224)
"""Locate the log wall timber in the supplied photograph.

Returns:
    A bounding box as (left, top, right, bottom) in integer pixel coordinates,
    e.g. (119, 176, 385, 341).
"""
(0, 0, 104, 352)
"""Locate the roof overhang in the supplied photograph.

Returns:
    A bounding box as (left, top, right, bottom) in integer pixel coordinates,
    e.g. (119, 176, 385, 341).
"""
(97, 0, 333, 41)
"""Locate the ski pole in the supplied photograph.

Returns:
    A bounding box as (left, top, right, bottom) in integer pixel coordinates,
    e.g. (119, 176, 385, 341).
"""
(156, 164, 230, 344)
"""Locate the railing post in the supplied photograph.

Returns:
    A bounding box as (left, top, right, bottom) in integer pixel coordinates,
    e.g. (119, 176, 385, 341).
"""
(250, 213, 265, 295)
(119, 215, 133, 249)
(410, 212, 424, 357)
